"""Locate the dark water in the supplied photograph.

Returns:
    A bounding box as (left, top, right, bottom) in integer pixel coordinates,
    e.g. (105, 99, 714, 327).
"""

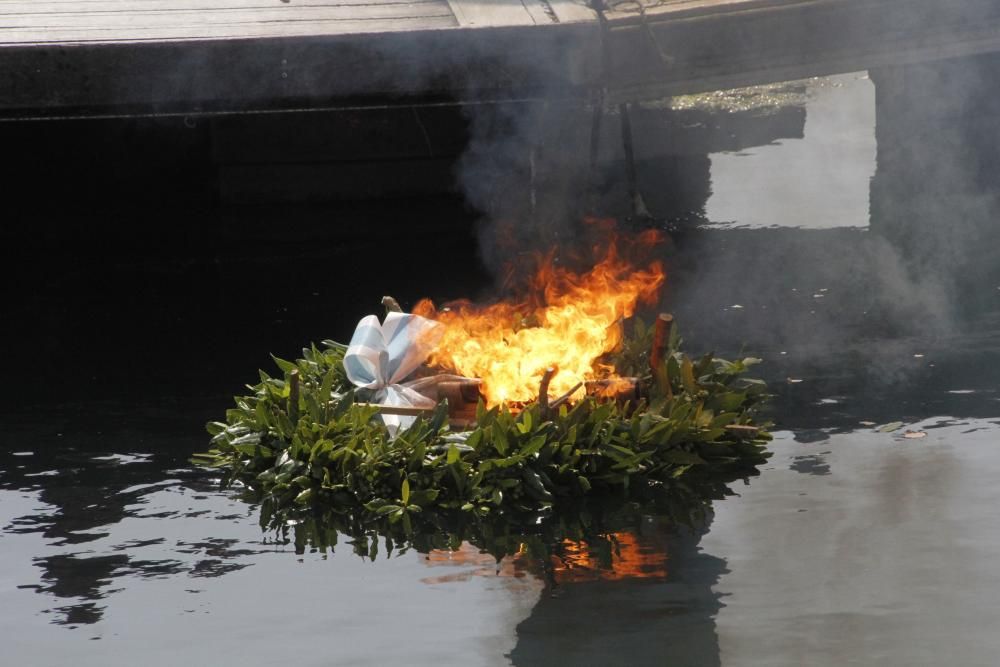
(5, 61, 1000, 665)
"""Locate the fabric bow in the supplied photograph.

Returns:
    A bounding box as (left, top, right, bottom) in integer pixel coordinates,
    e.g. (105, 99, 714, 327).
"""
(343, 312, 443, 431)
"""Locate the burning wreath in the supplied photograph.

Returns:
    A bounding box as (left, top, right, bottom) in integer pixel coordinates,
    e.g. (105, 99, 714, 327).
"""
(195, 226, 771, 531)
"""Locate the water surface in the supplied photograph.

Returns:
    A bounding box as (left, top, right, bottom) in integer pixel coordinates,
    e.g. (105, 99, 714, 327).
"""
(5, 65, 1000, 665)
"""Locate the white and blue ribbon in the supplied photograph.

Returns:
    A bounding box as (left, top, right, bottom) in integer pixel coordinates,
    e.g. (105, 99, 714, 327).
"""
(343, 312, 444, 431)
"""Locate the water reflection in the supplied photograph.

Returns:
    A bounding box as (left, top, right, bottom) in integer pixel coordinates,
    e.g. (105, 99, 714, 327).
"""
(275, 484, 736, 667)
(3, 411, 748, 654)
(788, 451, 831, 476)
(706, 74, 875, 230)
(8, 417, 1000, 663)
(0, 420, 262, 626)
(706, 422, 1000, 666)
(421, 527, 675, 586)
(665, 61, 1000, 433)
(509, 525, 726, 667)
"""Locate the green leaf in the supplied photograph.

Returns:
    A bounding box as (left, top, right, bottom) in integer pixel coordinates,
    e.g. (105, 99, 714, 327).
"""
(521, 469, 552, 500)
(518, 410, 533, 434)
(877, 421, 904, 433)
(659, 450, 707, 465)
(304, 392, 323, 425)
(409, 489, 439, 506)
(320, 367, 338, 420)
(681, 356, 698, 394)
(429, 401, 449, 433)
(492, 428, 509, 456)
(205, 421, 227, 436)
(521, 435, 547, 458)
(271, 355, 297, 374)
(331, 390, 356, 419)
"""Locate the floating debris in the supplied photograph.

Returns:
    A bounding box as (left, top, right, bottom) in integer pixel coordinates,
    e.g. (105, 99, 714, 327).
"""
(877, 421, 905, 433)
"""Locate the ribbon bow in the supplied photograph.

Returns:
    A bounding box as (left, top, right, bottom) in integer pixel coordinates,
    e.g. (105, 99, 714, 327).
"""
(343, 312, 443, 431)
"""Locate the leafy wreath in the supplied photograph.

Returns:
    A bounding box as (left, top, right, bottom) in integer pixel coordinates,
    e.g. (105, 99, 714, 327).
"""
(195, 317, 771, 533)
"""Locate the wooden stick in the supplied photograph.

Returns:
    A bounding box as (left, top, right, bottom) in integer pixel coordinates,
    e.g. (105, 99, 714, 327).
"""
(651, 313, 674, 400)
(725, 424, 760, 439)
(585, 377, 640, 403)
(619, 102, 652, 221)
(288, 369, 300, 422)
(538, 366, 557, 415)
(381, 295, 402, 313)
(549, 382, 584, 411)
(650, 313, 674, 372)
(356, 403, 436, 417)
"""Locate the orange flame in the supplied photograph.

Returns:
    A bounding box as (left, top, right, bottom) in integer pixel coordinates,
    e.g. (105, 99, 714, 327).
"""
(414, 224, 665, 406)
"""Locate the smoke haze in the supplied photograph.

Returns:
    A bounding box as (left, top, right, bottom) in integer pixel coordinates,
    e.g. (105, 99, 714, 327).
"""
(451, 50, 1000, 411)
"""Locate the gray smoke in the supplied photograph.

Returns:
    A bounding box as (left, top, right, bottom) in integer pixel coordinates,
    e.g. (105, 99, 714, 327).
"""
(450, 45, 1000, 400)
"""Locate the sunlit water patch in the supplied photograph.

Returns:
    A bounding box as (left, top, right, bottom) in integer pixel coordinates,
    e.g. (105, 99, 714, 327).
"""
(705, 73, 876, 229)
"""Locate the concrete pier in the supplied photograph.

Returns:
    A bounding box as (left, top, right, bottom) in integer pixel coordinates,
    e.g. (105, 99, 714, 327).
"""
(3, 0, 1000, 118)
